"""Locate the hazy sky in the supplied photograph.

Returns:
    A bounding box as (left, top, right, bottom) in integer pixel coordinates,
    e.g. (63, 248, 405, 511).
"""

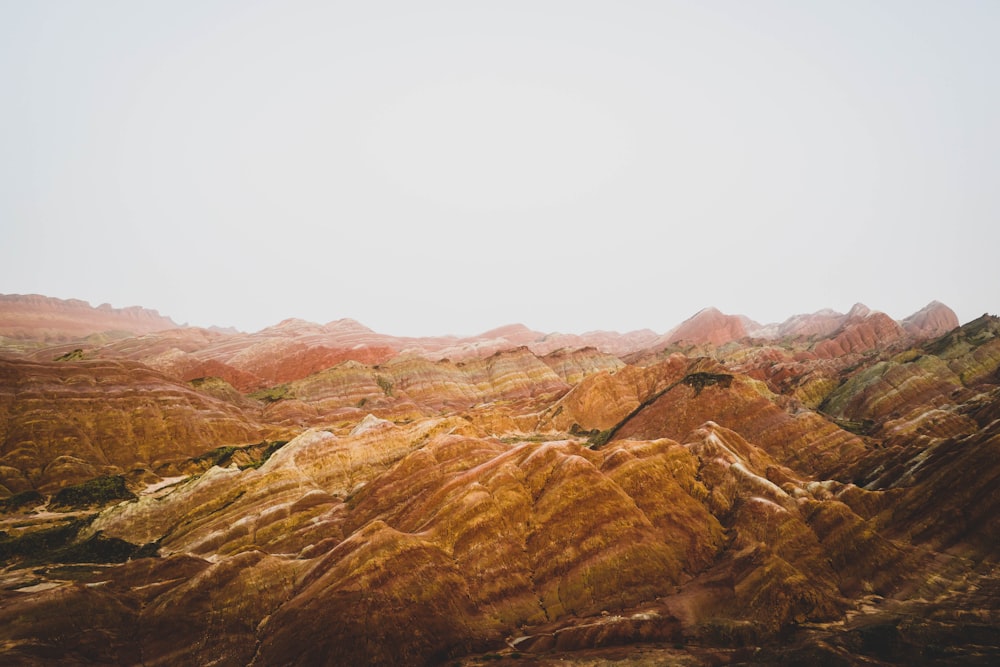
(2, 1, 997, 335)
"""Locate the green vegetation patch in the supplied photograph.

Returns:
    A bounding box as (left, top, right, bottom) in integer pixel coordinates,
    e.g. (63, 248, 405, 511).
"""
(375, 374, 394, 396)
(0, 520, 82, 562)
(189, 440, 289, 471)
(238, 440, 289, 470)
(566, 422, 615, 449)
(50, 475, 136, 510)
(57, 532, 160, 563)
(682, 372, 734, 396)
(586, 429, 615, 449)
(0, 519, 157, 565)
(248, 384, 292, 403)
(193, 445, 239, 468)
(499, 434, 550, 444)
(0, 490, 44, 513)
(54, 348, 86, 361)
(824, 416, 877, 436)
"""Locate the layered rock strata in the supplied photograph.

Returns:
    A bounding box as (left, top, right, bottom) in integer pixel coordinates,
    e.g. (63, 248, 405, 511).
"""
(0, 297, 996, 666)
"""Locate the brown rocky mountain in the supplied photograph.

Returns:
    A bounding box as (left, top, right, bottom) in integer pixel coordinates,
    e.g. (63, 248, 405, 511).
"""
(1, 294, 997, 666)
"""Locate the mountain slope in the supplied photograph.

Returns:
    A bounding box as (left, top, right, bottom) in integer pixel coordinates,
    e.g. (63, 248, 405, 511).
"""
(0, 296, 995, 666)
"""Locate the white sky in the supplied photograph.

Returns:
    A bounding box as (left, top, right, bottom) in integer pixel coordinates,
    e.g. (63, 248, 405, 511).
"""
(2, 1, 998, 336)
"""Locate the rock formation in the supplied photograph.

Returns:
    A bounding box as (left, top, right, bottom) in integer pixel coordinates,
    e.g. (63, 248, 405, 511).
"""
(0, 295, 997, 666)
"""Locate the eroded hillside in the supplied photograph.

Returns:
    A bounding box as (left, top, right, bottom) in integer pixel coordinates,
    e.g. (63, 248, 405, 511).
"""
(0, 297, 997, 666)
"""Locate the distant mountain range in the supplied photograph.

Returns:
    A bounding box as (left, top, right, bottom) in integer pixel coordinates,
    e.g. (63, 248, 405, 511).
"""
(0, 291, 960, 351)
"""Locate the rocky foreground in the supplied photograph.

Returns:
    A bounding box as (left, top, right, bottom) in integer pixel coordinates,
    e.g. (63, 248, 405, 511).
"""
(1, 296, 998, 665)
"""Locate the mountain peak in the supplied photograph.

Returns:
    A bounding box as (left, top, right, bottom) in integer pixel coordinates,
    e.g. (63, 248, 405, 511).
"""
(666, 307, 747, 346)
(845, 302, 872, 319)
(475, 323, 541, 341)
(323, 318, 375, 334)
(901, 301, 959, 338)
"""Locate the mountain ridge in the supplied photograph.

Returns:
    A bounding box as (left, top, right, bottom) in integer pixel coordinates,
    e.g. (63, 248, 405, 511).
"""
(0, 292, 961, 349)
(1, 293, 995, 666)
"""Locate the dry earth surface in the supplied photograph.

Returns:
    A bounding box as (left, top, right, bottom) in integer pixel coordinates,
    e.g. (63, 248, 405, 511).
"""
(2, 295, 998, 666)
